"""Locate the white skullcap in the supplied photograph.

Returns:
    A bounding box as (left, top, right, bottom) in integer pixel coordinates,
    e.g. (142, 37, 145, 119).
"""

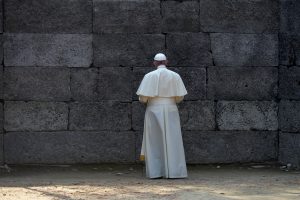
(154, 53, 167, 61)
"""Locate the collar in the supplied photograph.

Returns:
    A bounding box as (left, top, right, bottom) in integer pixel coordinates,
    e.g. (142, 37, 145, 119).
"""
(157, 64, 167, 69)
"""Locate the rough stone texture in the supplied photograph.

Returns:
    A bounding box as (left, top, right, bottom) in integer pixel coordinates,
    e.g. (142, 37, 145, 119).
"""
(4, 34, 92, 67)
(279, 100, 300, 132)
(132, 101, 146, 131)
(162, 0, 200, 32)
(71, 68, 98, 102)
(279, 0, 300, 66)
(0, 0, 298, 165)
(279, 33, 300, 66)
(93, 34, 127, 67)
(178, 101, 215, 131)
(279, 132, 300, 168)
(5, 0, 92, 33)
(0, 133, 3, 165)
(0, 0, 2, 33)
(208, 66, 278, 100)
(200, 0, 279, 33)
(280, 0, 300, 34)
(4, 101, 68, 132)
(98, 67, 132, 101)
(132, 67, 154, 101)
(93, 0, 161, 33)
(94, 34, 165, 67)
(279, 66, 300, 99)
(69, 102, 131, 131)
(4, 131, 135, 164)
(0, 65, 3, 99)
(217, 101, 278, 131)
(170, 67, 206, 100)
(125, 34, 164, 66)
(211, 33, 278, 67)
(166, 33, 212, 66)
(0, 35, 3, 64)
(71, 67, 133, 102)
(0, 103, 3, 133)
(4, 67, 71, 101)
(183, 131, 278, 163)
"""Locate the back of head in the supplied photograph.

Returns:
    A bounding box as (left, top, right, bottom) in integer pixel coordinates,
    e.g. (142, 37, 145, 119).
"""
(153, 53, 168, 67)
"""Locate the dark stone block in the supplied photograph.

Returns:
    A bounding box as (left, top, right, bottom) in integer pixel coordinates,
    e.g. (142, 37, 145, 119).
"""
(93, 0, 161, 33)
(4, 67, 71, 101)
(166, 33, 212, 66)
(93, 34, 127, 67)
(4, 101, 68, 131)
(132, 67, 154, 100)
(69, 102, 131, 131)
(0, 65, 2, 99)
(162, 0, 200, 32)
(211, 33, 278, 66)
(132, 101, 146, 131)
(71, 68, 98, 101)
(279, 33, 300, 66)
(208, 66, 278, 100)
(5, 0, 92, 33)
(280, 0, 300, 34)
(178, 101, 215, 131)
(4, 131, 135, 164)
(98, 67, 132, 101)
(0, 35, 3, 64)
(217, 101, 278, 131)
(200, 0, 279, 33)
(0, 134, 3, 165)
(183, 131, 278, 163)
(4, 33, 93, 67)
(279, 66, 300, 99)
(279, 100, 300, 132)
(94, 34, 165, 67)
(0, 0, 2, 33)
(126, 35, 165, 67)
(279, 132, 300, 168)
(170, 67, 206, 100)
(0, 103, 3, 133)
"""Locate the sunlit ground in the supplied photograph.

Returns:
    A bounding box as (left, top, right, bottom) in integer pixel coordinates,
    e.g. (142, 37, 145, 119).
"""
(0, 163, 299, 200)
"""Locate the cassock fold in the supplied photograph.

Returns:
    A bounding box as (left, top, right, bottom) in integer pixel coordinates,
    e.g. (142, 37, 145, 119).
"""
(141, 98, 188, 178)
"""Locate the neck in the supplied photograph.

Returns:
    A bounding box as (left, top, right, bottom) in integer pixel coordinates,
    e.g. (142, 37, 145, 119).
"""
(157, 64, 166, 69)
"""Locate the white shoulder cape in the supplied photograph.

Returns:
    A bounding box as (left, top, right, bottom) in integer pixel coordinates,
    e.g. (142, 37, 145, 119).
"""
(136, 68, 187, 97)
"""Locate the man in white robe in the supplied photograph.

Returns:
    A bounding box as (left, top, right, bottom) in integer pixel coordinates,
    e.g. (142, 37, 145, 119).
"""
(136, 53, 188, 179)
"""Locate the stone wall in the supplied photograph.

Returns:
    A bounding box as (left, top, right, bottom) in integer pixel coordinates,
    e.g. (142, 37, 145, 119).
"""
(0, 0, 299, 167)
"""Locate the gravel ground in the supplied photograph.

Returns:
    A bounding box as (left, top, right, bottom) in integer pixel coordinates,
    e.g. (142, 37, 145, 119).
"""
(0, 163, 299, 200)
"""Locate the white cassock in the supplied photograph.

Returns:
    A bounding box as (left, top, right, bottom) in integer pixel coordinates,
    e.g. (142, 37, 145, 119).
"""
(136, 64, 188, 178)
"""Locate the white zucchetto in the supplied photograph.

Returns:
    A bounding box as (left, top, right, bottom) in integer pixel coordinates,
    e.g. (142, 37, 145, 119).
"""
(154, 53, 167, 61)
